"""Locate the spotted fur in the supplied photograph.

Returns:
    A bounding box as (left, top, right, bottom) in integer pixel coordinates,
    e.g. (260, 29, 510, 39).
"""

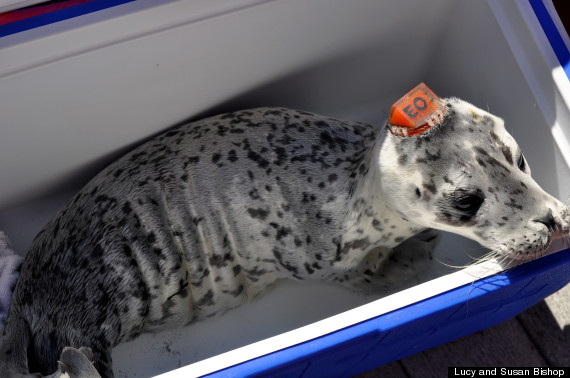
(0, 100, 568, 377)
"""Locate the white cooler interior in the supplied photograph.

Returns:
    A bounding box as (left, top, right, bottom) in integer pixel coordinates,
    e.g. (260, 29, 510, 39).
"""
(0, 0, 569, 377)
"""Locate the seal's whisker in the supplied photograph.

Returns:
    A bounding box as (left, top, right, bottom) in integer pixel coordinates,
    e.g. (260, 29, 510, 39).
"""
(470, 249, 499, 264)
(435, 247, 503, 276)
(433, 258, 470, 269)
(460, 248, 513, 280)
(464, 247, 493, 261)
(433, 245, 490, 270)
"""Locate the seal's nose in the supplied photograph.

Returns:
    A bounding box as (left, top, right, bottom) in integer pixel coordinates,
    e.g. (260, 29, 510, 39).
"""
(533, 209, 556, 232)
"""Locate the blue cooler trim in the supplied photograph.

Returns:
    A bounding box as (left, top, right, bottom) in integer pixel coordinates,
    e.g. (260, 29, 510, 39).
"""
(529, 0, 570, 81)
(0, 0, 135, 38)
(204, 249, 570, 377)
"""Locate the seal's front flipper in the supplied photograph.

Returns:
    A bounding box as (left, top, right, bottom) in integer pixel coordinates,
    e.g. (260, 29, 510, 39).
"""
(56, 347, 101, 378)
(335, 229, 441, 294)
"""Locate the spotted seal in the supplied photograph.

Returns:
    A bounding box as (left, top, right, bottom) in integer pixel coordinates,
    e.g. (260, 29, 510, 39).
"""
(0, 96, 568, 377)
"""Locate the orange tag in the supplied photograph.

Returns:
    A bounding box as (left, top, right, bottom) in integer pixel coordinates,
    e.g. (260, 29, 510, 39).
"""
(387, 83, 445, 137)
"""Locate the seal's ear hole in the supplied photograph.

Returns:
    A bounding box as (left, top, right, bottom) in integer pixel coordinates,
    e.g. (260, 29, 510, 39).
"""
(415, 188, 421, 198)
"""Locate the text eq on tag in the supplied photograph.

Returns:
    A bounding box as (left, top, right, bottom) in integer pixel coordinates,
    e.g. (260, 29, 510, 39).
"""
(387, 83, 446, 137)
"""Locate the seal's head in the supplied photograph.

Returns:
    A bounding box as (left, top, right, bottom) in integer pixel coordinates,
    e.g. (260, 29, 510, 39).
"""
(379, 83, 570, 261)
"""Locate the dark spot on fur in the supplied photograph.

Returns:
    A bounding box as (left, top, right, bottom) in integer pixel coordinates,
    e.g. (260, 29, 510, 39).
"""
(209, 254, 226, 268)
(196, 290, 215, 307)
(505, 198, 523, 210)
(302, 192, 317, 203)
(185, 156, 200, 166)
(248, 208, 270, 220)
(335, 238, 371, 261)
(247, 150, 270, 169)
(372, 219, 383, 232)
(501, 146, 513, 165)
(481, 115, 494, 127)
(275, 226, 291, 241)
(423, 181, 437, 194)
(273, 248, 298, 274)
(304, 262, 315, 274)
(147, 232, 157, 244)
(233, 265, 241, 276)
(249, 189, 261, 200)
(273, 147, 287, 166)
(227, 150, 239, 163)
(475, 146, 489, 156)
(476, 158, 487, 168)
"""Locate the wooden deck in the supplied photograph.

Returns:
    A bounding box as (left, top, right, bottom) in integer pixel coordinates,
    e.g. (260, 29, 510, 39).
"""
(358, 284, 570, 377)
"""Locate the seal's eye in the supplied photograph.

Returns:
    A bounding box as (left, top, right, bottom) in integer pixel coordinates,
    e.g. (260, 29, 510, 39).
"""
(451, 193, 485, 217)
(517, 154, 526, 172)
(437, 189, 485, 224)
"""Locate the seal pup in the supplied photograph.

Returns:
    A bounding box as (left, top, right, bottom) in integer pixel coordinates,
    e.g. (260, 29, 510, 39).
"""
(1, 85, 568, 377)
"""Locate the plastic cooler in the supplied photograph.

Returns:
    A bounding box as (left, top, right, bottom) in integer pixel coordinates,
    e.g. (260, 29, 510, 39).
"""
(0, 0, 569, 377)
